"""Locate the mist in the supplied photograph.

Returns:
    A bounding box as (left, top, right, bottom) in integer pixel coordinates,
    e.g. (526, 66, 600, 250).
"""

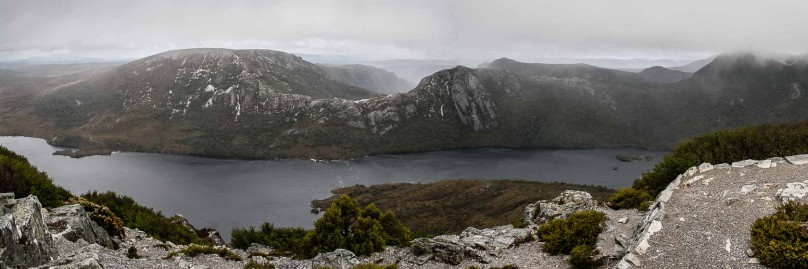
(2, 0, 807, 65)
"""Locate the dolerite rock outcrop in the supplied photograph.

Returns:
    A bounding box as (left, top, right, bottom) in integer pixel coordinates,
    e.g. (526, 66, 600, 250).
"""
(169, 214, 226, 246)
(522, 190, 600, 226)
(46, 204, 117, 249)
(0, 193, 58, 268)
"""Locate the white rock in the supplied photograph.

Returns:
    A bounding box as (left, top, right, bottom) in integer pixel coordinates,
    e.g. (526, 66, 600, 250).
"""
(626, 253, 643, 266)
(686, 166, 698, 176)
(715, 163, 731, 169)
(725, 238, 731, 253)
(618, 217, 628, 224)
(740, 185, 758, 195)
(775, 180, 808, 203)
(701, 177, 714, 186)
(757, 159, 772, 168)
(786, 154, 808, 165)
(748, 258, 760, 264)
(732, 160, 758, 168)
(684, 175, 704, 186)
(698, 163, 714, 173)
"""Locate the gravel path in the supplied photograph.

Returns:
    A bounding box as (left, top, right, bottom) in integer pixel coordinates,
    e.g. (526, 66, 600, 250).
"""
(635, 159, 808, 269)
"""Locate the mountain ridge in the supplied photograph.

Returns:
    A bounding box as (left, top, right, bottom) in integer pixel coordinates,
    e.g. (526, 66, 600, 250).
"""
(1, 50, 807, 159)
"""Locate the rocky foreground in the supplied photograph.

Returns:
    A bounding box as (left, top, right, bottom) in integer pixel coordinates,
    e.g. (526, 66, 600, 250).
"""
(2, 154, 808, 269)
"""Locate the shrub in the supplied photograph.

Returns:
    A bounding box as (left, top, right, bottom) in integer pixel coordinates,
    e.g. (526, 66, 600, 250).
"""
(231, 223, 309, 257)
(568, 245, 598, 269)
(243, 260, 276, 269)
(82, 191, 207, 245)
(537, 210, 606, 255)
(127, 246, 141, 259)
(608, 188, 652, 211)
(0, 145, 72, 207)
(167, 244, 242, 261)
(749, 202, 808, 268)
(306, 196, 412, 257)
(232, 195, 411, 258)
(633, 122, 808, 197)
(67, 197, 125, 237)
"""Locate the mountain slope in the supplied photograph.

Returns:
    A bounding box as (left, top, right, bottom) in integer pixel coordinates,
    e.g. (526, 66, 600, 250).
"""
(637, 66, 692, 83)
(668, 56, 716, 72)
(1, 51, 807, 159)
(320, 64, 413, 94)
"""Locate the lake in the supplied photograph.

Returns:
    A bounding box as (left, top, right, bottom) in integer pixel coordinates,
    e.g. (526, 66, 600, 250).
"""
(0, 136, 666, 240)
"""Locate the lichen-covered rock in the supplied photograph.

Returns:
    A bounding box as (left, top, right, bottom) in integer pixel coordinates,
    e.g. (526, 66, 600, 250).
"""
(246, 243, 274, 257)
(412, 236, 468, 265)
(523, 190, 599, 225)
(0, 194, 58, 268)
(775, 180, 808, 203)
(311, 248, 359, 269)
(412, 225, 530, 265)
(47, 204, 117, 249)
(35, 243, 104, 269)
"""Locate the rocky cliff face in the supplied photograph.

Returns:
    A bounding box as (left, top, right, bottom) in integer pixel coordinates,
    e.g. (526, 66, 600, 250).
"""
(0, 194, 58, 268)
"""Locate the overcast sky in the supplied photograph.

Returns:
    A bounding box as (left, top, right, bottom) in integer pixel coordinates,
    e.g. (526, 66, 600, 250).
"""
(1, 0, 807, 65)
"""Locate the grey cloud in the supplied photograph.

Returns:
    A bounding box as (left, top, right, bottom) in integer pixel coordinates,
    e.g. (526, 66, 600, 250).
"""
(1, 0, 806, 63)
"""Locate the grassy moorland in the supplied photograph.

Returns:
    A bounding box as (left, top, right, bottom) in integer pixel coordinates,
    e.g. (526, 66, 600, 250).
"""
(311, 179, 614, 237)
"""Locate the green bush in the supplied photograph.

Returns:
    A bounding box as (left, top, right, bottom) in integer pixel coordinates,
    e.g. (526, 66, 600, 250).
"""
(0, 145, 72, 207)
(749, 202, 808, 268)
(232, 195, 412, 258)
(608, 188, 652, 211)
(67, 197, 125, 237)
(633, 122, 808, 197)
(243, 260, 276, 269)
(82, 191, 207, 245)
(230, 223, 309, 258)
(537, 210, 606, 255)
(167, 244, 242, 261)
(304, 195, 411, 256)
(568, 245, 598, 269)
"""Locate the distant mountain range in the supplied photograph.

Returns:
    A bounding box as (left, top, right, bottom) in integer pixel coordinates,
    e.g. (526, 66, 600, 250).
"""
(319, 64, 413, 94)
(0, 49, 806, 159)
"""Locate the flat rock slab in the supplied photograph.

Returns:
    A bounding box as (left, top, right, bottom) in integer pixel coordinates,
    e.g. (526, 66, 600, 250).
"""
(786, 154, 808, 165)
(632, 161, 808, 269)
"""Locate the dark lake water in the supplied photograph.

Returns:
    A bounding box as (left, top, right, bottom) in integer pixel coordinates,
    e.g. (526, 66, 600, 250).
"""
(0, 136, 667, 240)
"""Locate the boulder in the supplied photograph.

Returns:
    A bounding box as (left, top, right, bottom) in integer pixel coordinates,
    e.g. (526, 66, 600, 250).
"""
(0, 194, 58, 268)
(775, 180, 808, 203)
(311, 248, 359, 269)
(34, 243, 103, 269)
(412, 225, 529, 265)
(197, 228, 226, 246)
(246, 243, 275, 256)
(786, 154, 808, 165)
(47, 204, 117, 249)
(523, 190, 599, 225)
(169, 214, 225, 246)
(412, 237, 468, 265)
